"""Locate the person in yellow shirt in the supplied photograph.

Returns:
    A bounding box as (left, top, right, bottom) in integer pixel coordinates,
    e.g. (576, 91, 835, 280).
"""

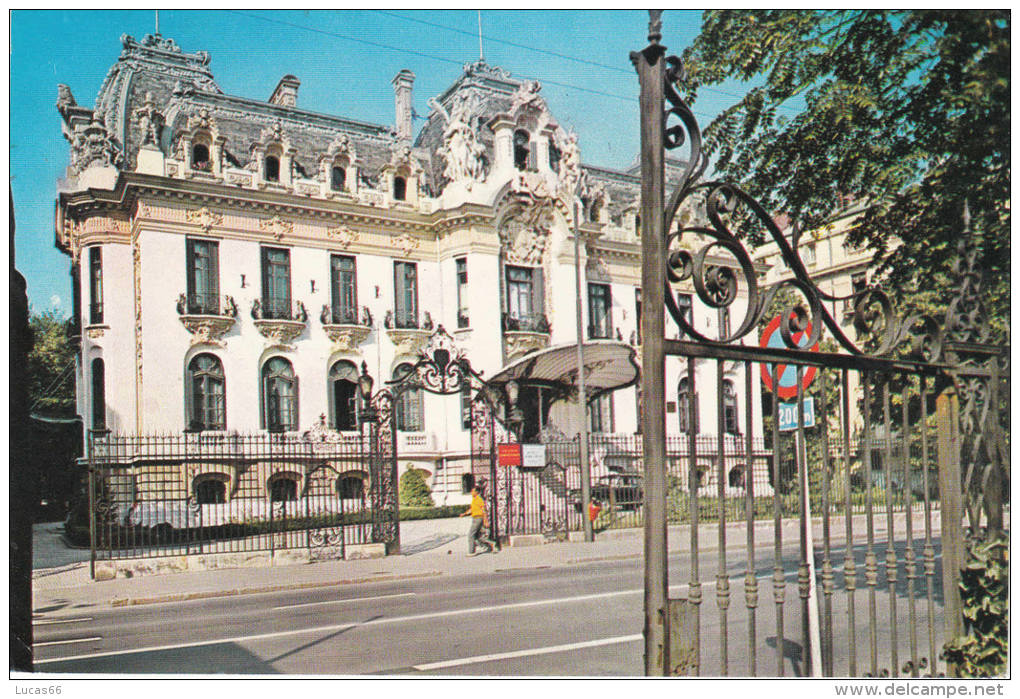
(459, 486, 496, 556)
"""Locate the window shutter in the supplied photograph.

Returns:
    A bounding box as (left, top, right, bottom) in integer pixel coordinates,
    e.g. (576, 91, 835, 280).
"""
(261, 248, 270, 304)
(186, 240, 196, 301)
(527, 148, 538, 171)
(532, 267, 544, 319)
(292, 375, 300, 432)
(209, 241, 220, 304)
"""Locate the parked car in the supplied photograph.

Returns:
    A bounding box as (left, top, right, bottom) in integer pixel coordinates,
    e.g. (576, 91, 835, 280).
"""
(570, 473, 644, 512)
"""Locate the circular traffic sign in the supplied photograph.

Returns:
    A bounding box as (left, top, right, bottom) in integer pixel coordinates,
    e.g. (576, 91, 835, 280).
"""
(759, 314, 819, 400)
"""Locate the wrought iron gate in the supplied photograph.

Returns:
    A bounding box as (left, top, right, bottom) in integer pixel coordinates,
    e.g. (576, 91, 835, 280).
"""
(634, 12, 1008, 678)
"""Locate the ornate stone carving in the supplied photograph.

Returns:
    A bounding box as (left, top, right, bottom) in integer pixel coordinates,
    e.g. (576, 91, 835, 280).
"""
(499, 206, 553, 266)
(392, 232, 420, 257)
(327, 225, 360, 249)
(586, 249, 611, 282)
(431, 92, 486, 189)
(558, 131, 581, 198)
(260, 215, 293, 241)
(86, 326, 106, 340)
(132, 91, 164, 147)
(504, 331, 550, 362)
(509, 80, 546, 118)
(186, 206, 222, 232)
(386, 328, 431, 357)
(70, 116, 121, 174)
(323, 324, 372, 352)
(180, 316, 235, 347)
(254, 319, 306, 349)
(227, 171, 251, 187)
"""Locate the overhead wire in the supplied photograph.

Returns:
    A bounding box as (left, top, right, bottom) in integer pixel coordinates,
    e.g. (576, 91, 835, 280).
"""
(228, 10, 723, 118)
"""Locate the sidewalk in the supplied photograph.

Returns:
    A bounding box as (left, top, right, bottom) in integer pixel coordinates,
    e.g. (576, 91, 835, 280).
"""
(32, 510, 935, 613)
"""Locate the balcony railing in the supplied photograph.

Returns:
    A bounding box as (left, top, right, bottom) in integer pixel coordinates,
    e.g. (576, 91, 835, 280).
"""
(384, 310, 434, 331)
(176, 293, 238, 318)
(502, 312, 551, 334)
(320, 304, 372, 327)
(252, 298, 308, 322)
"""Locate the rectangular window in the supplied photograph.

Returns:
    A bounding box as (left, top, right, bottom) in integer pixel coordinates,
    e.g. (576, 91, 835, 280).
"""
(330, 255, 357, 324)
(456, 257, 469, 328)
(718, 306, 731, 339)
(261, 247, 291, 319)
(394, 261, 419, 328)
(89, 247, 103, 324)
(505, 265, 544, 331)
(460, 385, 472, 430)
(91, 358, 106, 431)
(187, 239, 220, 314)
(677, 293, 693, 339)
(588, 393, 615, 433)
(588, 283, 612, 339)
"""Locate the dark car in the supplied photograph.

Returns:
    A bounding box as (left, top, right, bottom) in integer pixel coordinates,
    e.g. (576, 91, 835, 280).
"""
(571, 473, 644, 512)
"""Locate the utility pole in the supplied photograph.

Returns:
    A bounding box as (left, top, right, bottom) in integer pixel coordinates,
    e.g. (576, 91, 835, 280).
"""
(631, 10, 669, 676)
(574, 198, 593, 542)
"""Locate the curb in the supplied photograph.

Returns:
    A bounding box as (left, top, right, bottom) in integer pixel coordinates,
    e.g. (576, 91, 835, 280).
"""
(108, 570, 443, 607)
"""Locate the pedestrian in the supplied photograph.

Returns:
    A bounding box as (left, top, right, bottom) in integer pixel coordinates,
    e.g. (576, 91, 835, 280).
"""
(588, 499, 602, 538)
(459, 486, 496, 556)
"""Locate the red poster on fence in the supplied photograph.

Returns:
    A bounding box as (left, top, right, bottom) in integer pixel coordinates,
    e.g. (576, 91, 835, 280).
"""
(498, 443, 522, 467)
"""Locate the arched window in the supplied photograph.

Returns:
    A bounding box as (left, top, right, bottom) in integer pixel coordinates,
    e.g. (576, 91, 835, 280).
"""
(513, 130, 531, 170)
(262, 357, 297, 432)
(192, 143, 210, 171)
(331, 165, 346, 192)
(193, 475, 227, 504)
(678, 377, 698, 434)
(723, 380, 739, 435)
(393, 363, 423, 432)
(337, 474, 365, 499)
(329, 360, 360, 431)
(269, 475, 298, 502)
(728, 465, 746, 489)
(264, 155, 280, 182)
(91, 358, 106, 431)
(393, 176, 407, 201)
(548, 143, 561, 173)
(186, 353, 225, 432)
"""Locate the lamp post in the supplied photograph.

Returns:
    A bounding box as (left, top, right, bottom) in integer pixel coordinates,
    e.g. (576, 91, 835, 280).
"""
(358, 362, 381, 543)
(505, 379, 524, 442)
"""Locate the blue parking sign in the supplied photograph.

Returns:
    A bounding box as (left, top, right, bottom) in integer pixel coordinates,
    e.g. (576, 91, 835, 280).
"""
(778, 397, 815, 431)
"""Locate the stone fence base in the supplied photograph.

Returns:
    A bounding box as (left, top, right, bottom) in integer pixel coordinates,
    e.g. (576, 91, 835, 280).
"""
(93, 543, 386, 581)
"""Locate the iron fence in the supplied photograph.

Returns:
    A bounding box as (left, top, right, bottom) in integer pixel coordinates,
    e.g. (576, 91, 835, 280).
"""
(88, 431, 379, 562)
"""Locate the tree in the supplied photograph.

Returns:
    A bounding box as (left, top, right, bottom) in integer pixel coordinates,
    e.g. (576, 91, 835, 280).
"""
(399, 467, 434, 508)
(682, 11, 1009, 340)
(27, 310, 77, 417)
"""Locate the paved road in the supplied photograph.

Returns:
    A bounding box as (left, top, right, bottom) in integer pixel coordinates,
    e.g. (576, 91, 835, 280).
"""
(33, 539, 945, 676)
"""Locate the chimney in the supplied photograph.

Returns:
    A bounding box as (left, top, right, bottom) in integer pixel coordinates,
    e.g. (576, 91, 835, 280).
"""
(269, 75, 300, 108)
(392, 69, 415, 141)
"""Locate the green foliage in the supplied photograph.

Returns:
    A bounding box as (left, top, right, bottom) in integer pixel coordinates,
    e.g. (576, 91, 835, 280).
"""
(27, 309, 77, 417)
(683, 10, 1010, 340)
(941, 534, 1009, 677)
(399, 468, 435, 508)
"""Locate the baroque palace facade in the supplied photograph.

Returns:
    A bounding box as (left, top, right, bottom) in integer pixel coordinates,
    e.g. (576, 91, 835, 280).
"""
(56, 32, 762, 505)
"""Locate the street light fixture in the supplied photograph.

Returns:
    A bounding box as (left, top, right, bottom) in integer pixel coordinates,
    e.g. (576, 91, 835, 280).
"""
(505, 379, 524, 441)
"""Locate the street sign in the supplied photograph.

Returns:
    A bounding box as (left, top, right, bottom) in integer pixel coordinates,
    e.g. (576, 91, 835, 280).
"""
(521, 444, 547, 468)
(778, 397, 815, 431)
(759, 314, 820, 400)
(497, 443, 521, 467)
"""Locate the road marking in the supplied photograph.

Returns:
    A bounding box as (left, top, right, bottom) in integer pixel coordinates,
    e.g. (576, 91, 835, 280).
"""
(35, 637, 102, 647)
(413, 634, 643, 671)
(273, 592, 415, 611)
(33, 617, 93, 626)
(35, 571, 784, 665)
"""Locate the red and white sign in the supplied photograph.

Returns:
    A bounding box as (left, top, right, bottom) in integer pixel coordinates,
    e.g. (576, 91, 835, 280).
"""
(759, 314, 819, 400)
(498, 443, 521, 467)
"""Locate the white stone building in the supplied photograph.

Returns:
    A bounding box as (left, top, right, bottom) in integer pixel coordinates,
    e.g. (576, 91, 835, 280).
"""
(55, 32, 765, 505)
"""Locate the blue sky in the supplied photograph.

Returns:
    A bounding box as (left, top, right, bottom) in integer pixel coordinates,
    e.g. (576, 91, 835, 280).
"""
(10, 9, 752, 317)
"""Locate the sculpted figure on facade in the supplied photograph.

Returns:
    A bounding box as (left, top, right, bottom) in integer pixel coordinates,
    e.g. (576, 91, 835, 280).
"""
(509, 80, 545, 117)
(431, 93, 486, 190)
(70, 115, 122, 174)
(558, 131, 581, 198)
(499, 204, 554, 267)
(133, 91, 164, 146)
